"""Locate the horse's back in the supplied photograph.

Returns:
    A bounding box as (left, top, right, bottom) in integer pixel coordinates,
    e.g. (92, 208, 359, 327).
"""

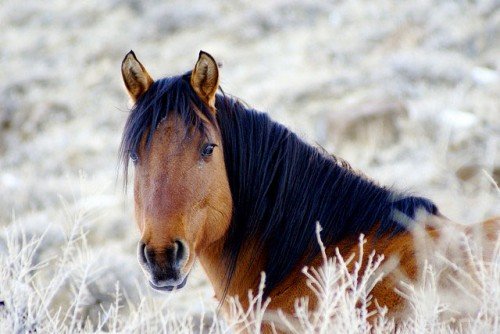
(464, 216, 499, 261)
(266, 228, 417, 316)
(267, 216, 499, 321)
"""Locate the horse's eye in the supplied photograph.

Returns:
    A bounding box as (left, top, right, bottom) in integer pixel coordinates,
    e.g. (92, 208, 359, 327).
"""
(130, 152, 139, 164)
(201, 143, 216, 157)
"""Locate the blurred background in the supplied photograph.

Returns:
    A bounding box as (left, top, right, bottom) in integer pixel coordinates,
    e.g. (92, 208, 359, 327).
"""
(1, 0, 499, 323)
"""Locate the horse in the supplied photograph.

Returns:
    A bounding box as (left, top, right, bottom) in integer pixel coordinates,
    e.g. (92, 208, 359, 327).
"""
(119, 50, 499, 326)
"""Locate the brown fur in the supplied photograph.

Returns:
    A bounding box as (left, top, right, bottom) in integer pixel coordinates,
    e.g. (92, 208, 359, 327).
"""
(132, 117, 232, 281)
(190, 51, 220, 110)
(121, 51, 499, 328)
(121, 51, 154, 103)
(198, 216, 499, 333)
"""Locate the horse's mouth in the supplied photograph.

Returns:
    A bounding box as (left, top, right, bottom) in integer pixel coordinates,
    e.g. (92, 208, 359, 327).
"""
(148, 275, 189, 292)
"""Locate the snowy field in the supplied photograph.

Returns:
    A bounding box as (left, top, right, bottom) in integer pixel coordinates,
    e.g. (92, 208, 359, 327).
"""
(0, 0, 499, 332)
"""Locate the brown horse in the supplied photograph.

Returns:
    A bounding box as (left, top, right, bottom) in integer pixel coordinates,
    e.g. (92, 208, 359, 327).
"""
(119, 50, 499, 324)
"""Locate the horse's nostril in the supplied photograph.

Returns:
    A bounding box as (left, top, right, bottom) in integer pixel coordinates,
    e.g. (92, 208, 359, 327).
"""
(139, 240, 188, 271)
(174, 240, 186, 264)
(138, 241, 150, 264)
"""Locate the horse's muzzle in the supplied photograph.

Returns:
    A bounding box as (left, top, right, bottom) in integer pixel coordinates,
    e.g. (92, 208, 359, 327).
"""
(137, 240, 190, 292)
(149, 274, 189, 292)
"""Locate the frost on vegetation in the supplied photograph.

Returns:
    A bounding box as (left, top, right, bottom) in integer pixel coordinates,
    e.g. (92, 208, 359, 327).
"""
(274, 225, 394, 334)
(1, 216, 498, 333)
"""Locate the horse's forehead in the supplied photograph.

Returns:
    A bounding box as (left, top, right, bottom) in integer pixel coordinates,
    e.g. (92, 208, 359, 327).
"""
(152, 116, 192, 145)
(156, 115, 183, 136)
(141, 118, 200, 166)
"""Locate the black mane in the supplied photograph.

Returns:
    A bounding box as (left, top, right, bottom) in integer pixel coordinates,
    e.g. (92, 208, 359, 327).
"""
(120, 73, 438, 299)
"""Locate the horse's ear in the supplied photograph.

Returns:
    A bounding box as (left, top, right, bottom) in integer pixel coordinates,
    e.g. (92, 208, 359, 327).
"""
(190, 51, 219, 111)
(121, 51, 154, 102)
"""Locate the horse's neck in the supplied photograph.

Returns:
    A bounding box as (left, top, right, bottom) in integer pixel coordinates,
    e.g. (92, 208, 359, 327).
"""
(198, 238, 265, 308)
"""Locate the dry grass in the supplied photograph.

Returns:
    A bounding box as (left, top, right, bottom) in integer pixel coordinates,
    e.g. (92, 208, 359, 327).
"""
(1, 212, 498, 333)
(1, 0, 499, 332)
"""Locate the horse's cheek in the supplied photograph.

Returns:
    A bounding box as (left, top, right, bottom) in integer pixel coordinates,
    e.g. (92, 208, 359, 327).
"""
(187, 208, 209, 251)
(133, 183, 144, 232)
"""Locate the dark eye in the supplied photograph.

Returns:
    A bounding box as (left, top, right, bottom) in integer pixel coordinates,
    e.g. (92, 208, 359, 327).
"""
(129, 151, 138, 164)
(201, 143, 216, 157)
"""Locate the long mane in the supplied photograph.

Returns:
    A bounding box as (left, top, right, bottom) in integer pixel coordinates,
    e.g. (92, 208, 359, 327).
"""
(120, 73, 439, 299)
(215, 94, 438, 296)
